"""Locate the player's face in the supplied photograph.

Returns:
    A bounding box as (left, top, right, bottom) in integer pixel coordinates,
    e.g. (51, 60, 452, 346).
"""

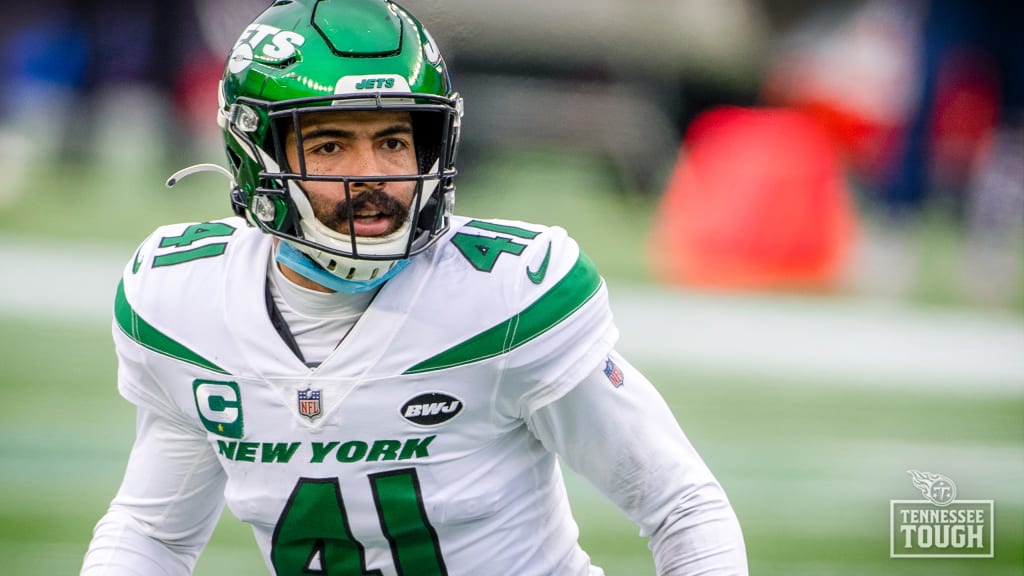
(285, 110, 418, 238)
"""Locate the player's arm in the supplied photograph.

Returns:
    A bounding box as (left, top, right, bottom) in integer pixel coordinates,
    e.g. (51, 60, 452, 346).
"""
(81, 408, 226, 575)
(526, 350, 748, 575)
(81, 328, 226, 575)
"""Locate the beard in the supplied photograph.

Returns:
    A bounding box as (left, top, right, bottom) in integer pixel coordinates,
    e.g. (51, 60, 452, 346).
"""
(315, 188, 411, 236)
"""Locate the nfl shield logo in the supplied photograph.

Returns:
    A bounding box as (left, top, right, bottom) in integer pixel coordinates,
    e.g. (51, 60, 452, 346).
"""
(603, 357, 624, 387)
(297, 388, 322, 420)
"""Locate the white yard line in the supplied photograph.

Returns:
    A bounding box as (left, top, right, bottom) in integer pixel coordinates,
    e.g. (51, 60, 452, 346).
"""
(0, 234, 128, 323)
(609, 283, 1024, 394)
(2, 234, 1022, 393)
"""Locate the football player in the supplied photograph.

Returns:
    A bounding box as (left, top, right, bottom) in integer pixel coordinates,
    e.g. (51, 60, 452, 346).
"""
(82, 1, 747, 574)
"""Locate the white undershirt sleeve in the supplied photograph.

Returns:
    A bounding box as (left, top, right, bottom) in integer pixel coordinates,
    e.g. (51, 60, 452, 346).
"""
(526, 350, 748, 576)
(81, 407, 227, 575)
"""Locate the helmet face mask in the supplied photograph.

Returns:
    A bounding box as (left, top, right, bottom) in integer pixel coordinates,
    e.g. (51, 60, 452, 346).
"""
(218, 0, 462, 283)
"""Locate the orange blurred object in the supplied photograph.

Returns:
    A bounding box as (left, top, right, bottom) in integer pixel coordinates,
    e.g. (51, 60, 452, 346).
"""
(649, 106, 857, 291)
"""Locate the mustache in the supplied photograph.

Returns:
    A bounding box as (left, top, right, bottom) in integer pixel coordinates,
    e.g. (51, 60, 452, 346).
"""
(320, 188, 410, 231)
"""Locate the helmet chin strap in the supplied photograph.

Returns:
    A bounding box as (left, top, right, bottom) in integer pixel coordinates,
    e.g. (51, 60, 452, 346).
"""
(276, 240, 410, 294)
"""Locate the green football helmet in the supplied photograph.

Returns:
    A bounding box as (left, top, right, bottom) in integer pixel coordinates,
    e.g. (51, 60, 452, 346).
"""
(214, 0, 462, 284)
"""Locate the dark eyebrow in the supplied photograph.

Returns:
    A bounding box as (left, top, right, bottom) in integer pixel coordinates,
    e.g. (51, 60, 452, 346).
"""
(374, 125, 414, 139)
(301, 128, 355, 141)
(300, 124, 413, 142)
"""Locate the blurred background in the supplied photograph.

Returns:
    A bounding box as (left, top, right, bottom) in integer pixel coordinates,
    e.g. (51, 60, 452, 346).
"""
(0, 1, 1021, 575)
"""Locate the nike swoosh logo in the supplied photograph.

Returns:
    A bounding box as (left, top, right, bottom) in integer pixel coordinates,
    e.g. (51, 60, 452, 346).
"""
(526, 241, 552, 285)
(132, 245, 144, 274)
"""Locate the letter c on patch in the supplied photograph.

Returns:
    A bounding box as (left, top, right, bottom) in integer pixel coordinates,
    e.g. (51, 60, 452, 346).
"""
(193, 380, 244, 438)
(196, 382, 240, 423)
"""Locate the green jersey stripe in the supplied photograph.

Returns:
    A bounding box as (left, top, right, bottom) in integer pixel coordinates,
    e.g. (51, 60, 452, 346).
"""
(404, 252, 602, 374)
(463, 220, 541, 239)
(115, 280, 229, 374)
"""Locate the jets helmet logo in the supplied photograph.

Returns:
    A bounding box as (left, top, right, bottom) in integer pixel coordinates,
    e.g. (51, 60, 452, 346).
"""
(228, 24, 306, 74)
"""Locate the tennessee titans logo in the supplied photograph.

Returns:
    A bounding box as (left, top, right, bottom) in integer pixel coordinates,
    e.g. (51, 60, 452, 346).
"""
(603, 357, 624, 387)
(297, 388, 322, 421)
(908, 470, 957, 506)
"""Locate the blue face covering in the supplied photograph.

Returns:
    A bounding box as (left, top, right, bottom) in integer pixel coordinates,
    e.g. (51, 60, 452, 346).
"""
(275, 241, 410, 294)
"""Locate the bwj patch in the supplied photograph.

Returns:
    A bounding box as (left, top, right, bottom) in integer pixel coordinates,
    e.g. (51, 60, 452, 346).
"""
(603, 357, 624, 387)
(297, 388, 322, 420)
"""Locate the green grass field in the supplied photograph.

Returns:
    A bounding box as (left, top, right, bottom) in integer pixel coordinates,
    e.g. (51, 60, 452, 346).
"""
(1, 151, 1021, 575)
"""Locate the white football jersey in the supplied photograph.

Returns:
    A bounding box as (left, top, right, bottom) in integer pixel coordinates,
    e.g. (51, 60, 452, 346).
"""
(113, 215, 618, 576)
